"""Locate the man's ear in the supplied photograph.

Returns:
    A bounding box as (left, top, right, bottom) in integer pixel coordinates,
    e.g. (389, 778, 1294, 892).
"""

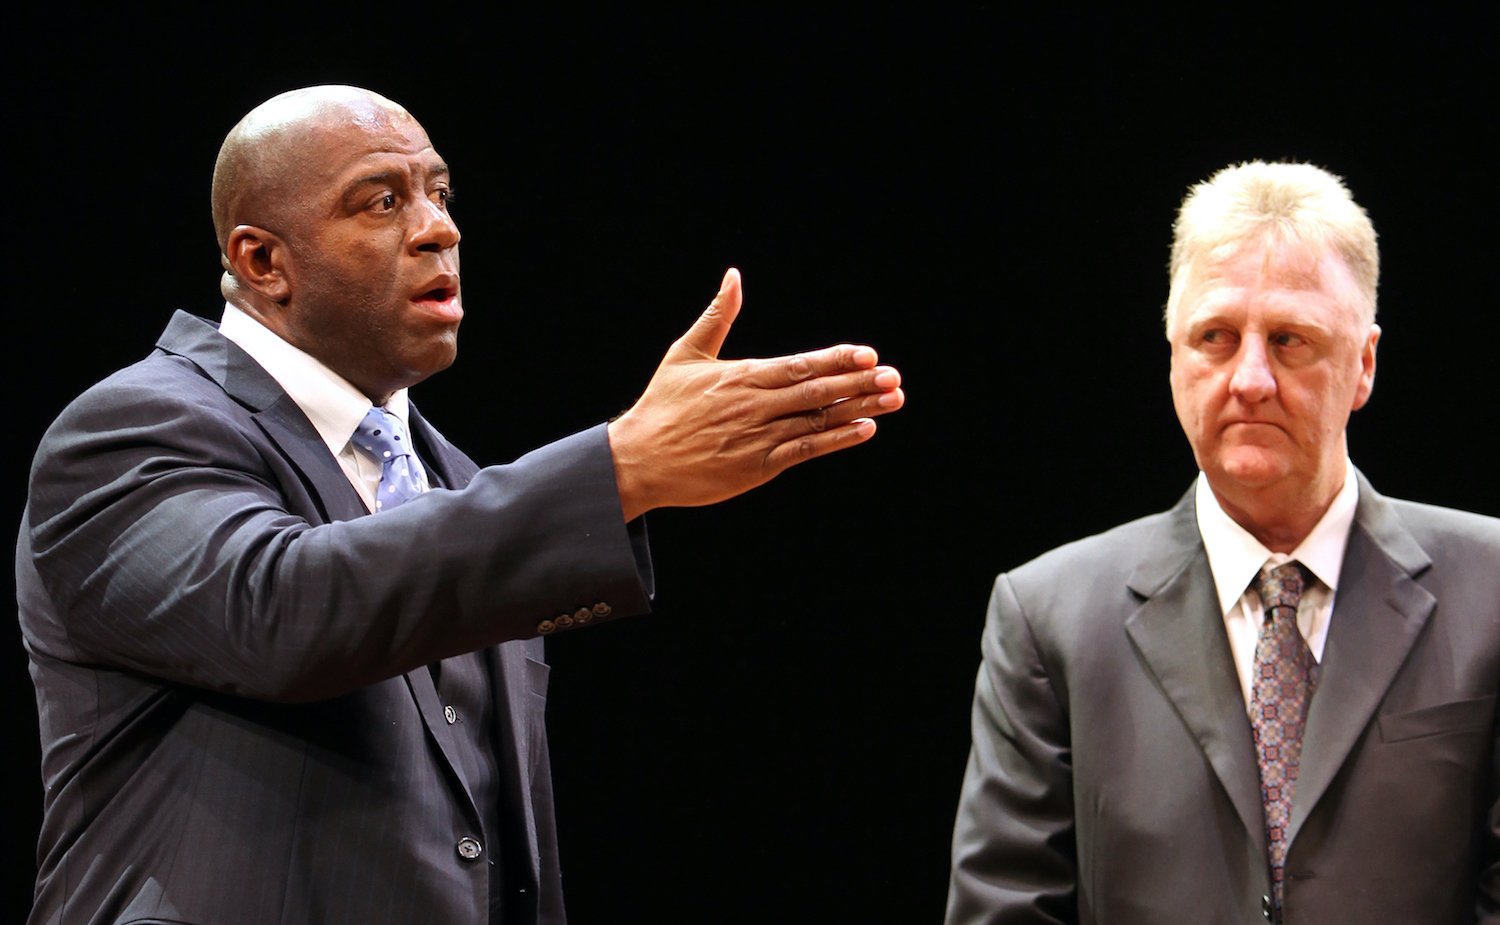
(1351, 322, 1381, 411)
(224, 225, 293, 304)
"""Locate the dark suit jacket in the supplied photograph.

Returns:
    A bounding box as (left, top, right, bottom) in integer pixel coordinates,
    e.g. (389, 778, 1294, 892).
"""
(947, 475, 1500, 924)
(18, 311, 654, 924)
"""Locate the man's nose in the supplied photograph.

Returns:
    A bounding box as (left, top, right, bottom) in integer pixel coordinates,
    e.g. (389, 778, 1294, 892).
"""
(410, 198, 461, 253)
(1229, 337, 1276, 403)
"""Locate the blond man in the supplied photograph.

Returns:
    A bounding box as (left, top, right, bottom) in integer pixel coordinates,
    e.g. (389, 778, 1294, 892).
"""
(947, 162, 1499, 924)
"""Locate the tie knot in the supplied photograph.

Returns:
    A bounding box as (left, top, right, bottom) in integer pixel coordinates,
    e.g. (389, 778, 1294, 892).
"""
(1251, 561, 1309, 614)
(354, 407, 411, 462)
(351, 406, 427, 512)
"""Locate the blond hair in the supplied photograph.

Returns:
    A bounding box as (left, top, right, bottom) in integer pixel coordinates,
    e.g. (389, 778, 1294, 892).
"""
(1166, 161, 1378, 328)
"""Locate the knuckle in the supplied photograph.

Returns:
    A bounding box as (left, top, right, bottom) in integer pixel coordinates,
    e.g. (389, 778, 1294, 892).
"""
(800, 379, 829, 407)
(807, 407, 829, 433)
(795, 437, 816, 460)
(788, 354, 813, 381)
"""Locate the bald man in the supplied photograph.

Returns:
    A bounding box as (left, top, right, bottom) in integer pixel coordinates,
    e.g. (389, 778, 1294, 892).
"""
(18, 86, 904, 925)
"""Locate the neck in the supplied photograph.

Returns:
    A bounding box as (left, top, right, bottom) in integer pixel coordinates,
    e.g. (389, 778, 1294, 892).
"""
(228, 294, 396, 406)
(1209, 465, 1346, 554)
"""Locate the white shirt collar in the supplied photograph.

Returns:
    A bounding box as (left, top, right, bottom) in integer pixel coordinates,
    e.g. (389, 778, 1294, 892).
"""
(218, 303, 410, 458)
(1195, 456, 1359, 615)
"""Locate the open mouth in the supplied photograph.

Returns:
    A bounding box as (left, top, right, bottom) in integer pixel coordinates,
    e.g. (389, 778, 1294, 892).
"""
(414, 286, 457, 303)
(409, 282, 463, 322)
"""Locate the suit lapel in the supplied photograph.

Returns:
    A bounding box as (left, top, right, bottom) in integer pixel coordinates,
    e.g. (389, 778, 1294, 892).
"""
(402, 668, 484, 830)
(252, 396, 369, 523)
(1286, 473, 1434, 849)
(408, 403, 480, 490)
(1124, 491, 1268, 858)
(155, 310, 368, 523)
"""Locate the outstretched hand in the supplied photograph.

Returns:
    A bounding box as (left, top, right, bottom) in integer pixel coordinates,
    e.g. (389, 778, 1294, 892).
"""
(607, 268, 905, 522)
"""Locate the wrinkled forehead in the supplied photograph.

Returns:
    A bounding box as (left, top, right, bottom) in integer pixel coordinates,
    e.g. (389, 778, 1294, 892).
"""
(1199, 236, 1366, 304)
(1195, 238, 1332, 291)
(1170, 238, 1373, 333)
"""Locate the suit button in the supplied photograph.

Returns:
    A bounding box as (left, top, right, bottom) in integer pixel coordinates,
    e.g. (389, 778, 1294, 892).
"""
(537, 620, 556, 635)
(1262, 895, 1272, 920)
(592, 602, 611, 617)
(555, 613, 574, 629)
(574, 608, 591, 622)
(443, 705, 457, 725)
(457, 837, 483, 861)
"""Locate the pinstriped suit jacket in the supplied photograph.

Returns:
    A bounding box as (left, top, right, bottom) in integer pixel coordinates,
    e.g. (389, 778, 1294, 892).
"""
(18, 311, 653, 924)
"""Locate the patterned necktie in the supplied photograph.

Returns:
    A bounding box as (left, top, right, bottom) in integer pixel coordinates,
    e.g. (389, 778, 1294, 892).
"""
(352, 406, 427, 512)
(1248, 561, 1318, 920)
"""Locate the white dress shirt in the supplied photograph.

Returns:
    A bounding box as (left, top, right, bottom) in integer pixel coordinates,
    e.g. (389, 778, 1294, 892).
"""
(218, 303, 427, 513)
(1195, 457, 1359, 708)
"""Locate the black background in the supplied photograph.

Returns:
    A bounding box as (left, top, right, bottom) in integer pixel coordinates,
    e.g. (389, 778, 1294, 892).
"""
(6, 8, 1494, 923)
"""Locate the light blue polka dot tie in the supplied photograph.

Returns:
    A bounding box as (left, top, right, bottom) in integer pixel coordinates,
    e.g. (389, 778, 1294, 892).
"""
(353, 407, 428, 512)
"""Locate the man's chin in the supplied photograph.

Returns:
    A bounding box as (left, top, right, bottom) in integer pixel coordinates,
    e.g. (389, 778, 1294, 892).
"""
(1206, 451, 1296, 492)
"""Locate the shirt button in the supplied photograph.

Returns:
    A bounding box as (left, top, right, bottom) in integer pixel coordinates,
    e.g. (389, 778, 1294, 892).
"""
(457, 837, 483, 861)
(443, 705, 457, 725)
(592, 602, 612, 617)
(1262, 895, 1272, 920)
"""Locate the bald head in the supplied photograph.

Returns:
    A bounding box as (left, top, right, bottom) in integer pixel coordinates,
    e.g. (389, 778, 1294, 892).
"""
(208, 85, 461, 402)
(211, 85, 419, 252)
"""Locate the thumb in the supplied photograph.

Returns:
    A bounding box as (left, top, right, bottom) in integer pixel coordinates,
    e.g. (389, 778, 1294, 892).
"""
(673, 268, 742, 359)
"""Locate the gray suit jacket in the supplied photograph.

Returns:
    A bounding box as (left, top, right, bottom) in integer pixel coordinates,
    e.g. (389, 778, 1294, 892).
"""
(947, 475, 1500, 924)
(18, 311, 653, 924)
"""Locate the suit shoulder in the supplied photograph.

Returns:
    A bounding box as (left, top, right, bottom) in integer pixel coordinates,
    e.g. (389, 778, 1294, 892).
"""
(41, 350, 244, 442)
(1383, 496, 1500, 556)
(998, 508, 1181, 608)
(69, 348, 234, 411)
(1374, 494, 1500, 572)
(29, 351, 258, 504)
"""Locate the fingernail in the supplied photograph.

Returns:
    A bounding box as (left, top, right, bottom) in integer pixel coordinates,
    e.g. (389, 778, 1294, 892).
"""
(855, 418, 876, 437)
(853, 346, 878, 366)
(877, 389, 903, 408)
(873, 368, 899, 389)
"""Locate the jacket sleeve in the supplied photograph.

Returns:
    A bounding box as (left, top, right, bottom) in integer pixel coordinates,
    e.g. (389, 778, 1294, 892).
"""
(25, 366, 652, 704)
(946, 573, 1078, 925)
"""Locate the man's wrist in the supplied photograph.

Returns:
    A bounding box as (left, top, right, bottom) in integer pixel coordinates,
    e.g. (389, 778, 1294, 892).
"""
(606, 416, 650, 523)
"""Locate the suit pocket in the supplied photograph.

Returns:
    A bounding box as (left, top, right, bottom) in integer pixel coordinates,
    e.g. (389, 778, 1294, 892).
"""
(1378, 695, 1495, 743)
(525, 655, 551, 700)
(524, 656, 550, 782)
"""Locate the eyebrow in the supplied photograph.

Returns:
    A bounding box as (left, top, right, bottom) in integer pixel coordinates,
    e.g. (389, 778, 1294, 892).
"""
(342, 162, 452, 197)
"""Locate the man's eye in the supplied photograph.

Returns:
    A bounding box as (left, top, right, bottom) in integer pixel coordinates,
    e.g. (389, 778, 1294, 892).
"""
(372, 193, 396, 212)
(436, 189, 456, 207)
(1272, 332, 1305, 348)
